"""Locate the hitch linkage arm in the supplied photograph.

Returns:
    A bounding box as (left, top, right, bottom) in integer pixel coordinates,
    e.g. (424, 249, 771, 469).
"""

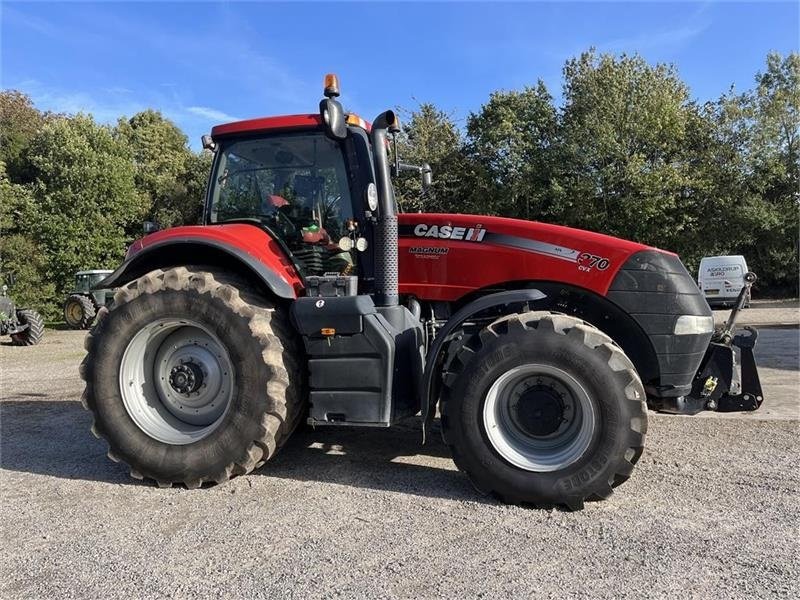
(688, 271, 763, 413)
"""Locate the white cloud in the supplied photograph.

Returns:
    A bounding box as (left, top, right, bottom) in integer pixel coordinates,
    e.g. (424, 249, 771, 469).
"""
(11, 80, 147, 123)
(598, 22, 710, 55)
(186, 106, 240, 122)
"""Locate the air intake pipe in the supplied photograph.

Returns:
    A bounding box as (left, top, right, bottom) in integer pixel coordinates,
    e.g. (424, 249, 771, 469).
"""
(370, 110, 399, 307)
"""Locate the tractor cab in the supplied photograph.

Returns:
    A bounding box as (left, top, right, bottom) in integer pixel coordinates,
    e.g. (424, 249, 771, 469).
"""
(201, 74, 429, 302)
(74, 270, 114, 295)
(205, 127, 364, 280)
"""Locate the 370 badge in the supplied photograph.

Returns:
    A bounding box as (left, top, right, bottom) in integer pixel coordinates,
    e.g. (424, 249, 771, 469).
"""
(577, 252, 610, 272)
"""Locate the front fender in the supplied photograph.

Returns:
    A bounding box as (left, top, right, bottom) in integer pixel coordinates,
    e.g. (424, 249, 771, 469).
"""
(420, 288, 546, 429)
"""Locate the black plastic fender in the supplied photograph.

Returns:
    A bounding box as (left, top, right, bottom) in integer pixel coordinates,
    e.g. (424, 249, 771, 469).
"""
(420, 288, 546, 432)
(96, 238, 297, 299)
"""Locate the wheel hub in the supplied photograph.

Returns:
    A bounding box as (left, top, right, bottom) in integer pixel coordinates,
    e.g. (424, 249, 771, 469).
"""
(168, 362, 204, 394)
(511, 385, 565, 437)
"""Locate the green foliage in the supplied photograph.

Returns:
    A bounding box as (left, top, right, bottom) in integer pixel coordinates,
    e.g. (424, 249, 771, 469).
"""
(0, 91, 47, 182)
(556, 52, 695, 244)
(398, 50, 799, 295)
(466, 82, 559, 219)
(0, 49, 797, 324)
(0, 92, 214, 319)
(0, 165, 56, 315)
(23, 114, 145, 298)
(393, 103, 468, 213)
(743, 53, 800, 292)
(117, 109, 210, 227)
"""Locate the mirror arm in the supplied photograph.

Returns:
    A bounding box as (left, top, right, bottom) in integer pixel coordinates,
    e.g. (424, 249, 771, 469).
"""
(392, 162, 433, 190)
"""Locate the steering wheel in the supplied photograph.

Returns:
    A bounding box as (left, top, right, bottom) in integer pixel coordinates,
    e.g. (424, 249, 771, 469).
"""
(259, 208, 297, 238)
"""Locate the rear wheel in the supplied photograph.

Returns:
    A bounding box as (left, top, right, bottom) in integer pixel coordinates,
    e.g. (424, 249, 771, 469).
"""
(80, 266, 304, 488)
(64, 294, 96, 329)
(10, 309, 44, 346)
(441, 312, 647, 510)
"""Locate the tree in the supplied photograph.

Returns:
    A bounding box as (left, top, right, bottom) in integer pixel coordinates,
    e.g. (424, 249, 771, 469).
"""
(24, 114, 145, 298)
(556, 51, 701, 249)
(161, 150, 214, 225)
(465, 82, 559, 220)
(393, 103, 468, 213)
(0, 162, 56, 314)
(116, 109, 199, 227)
(744, 52, 800, 293)
(0, 90, 47, 183)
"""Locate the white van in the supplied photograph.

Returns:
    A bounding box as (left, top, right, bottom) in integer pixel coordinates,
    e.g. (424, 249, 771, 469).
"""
(697, 255, 750, 308)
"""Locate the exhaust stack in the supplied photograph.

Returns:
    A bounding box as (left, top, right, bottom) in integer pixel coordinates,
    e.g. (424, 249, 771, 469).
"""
(370, 110, 400, 307)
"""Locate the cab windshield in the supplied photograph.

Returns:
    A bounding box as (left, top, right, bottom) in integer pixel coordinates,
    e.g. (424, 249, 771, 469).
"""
(208, 132, 357, 276)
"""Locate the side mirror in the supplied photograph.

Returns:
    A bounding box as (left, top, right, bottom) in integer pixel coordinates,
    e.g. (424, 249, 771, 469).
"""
(421, 164, 433, 190)
(201, 134, 216, 151)
(143, 221, 159, 234)
(319, 98, 347, 140)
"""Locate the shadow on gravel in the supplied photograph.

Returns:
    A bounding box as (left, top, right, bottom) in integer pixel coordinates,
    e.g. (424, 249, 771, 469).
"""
(0, 400, 483, 502)
(262, 424, 488, 503)
(0, 400, 133, 485)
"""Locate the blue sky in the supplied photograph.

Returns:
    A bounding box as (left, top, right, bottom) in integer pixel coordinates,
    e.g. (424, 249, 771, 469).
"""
(2, 1, 798, 149)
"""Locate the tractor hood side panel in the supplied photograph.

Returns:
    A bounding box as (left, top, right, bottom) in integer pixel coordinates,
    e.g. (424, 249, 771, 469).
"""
(398, 213, 654, 301)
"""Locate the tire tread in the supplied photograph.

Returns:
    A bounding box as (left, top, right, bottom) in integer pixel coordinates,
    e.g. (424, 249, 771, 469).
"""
(81, 266, 303, 488)
(11, 309, 44, 346)
(440, 311, 648, 509)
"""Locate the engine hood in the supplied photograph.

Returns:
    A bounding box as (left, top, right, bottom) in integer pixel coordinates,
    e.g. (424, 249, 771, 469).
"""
(397, 213, 665, 301)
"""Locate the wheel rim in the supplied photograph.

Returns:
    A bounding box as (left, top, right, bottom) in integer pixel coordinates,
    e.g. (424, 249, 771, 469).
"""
(119, 318, 235, 445)
(483, 364, 597, 472)
(66, 301, 83, 324)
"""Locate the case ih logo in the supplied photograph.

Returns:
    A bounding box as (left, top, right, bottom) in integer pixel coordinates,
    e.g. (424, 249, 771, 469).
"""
(413, 224, 487, 242)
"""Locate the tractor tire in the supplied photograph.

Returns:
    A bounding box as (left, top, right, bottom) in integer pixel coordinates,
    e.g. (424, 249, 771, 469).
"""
(440, 311, 647, 510)
(11, 309, 44, 346)
(80, 266, 304, 488)
(64, 294, 96, 329)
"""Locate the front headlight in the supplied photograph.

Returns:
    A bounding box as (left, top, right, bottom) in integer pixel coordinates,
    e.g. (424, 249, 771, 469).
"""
(674, 315, 714, 335)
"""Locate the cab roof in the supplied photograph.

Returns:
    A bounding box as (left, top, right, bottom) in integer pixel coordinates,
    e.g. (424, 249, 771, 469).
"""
(211, 114, 322, 139)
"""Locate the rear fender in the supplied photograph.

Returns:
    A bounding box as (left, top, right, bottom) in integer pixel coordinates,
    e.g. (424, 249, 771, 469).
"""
(100, 237, 299, 300)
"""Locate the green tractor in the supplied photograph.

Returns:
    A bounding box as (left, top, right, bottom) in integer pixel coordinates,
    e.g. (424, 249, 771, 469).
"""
(0, 278, 44, 346)
(63, 270, 114, 330)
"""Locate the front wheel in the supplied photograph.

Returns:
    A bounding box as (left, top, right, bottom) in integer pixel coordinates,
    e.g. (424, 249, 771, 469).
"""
(441, 312, 647, 510)
(80, 267, 304, 488)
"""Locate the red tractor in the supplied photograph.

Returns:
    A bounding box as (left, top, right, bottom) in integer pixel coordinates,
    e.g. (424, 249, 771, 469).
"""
(81, 75, 762, 509)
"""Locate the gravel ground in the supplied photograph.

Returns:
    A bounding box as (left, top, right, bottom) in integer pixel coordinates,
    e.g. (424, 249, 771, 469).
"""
(1, 325, 799, 599)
